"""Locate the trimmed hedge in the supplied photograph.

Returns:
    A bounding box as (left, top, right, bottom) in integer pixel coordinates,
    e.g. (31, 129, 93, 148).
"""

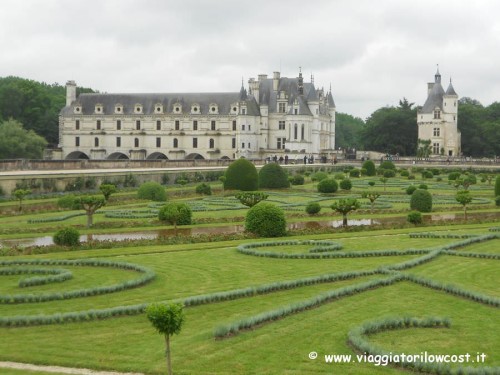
(224, 158, 259, 191)
(137, 182, 167, 202)
(339, 179, 353, 191)
(259, 162, 290, 189)
(53, 227, 81, 247)
(362, 160, 376, 176)
(410, 189, 432, 212)
(317, 178, 338, 193)
(245, 202, 287, 237)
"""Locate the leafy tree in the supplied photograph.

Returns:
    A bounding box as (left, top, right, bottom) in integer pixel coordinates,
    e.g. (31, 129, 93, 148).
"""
(75, 196, 106, 228)
(330, 198, 361, 227)
(0, 119, 47, 159)
(361, 192, 380, 213)
(416, 139, 431, 158)
(195, 183, 212, 195)
(455, 190, 473, 221)
(137, 182, 167, 201)
(360, 98, 417, 156)
(99, 184, 117, 201)
(14, 188, 31, 212)
(158, 203, 192, 228)
(335, 112, 364, 149)
(235, 192, 269, 207)
(146, 303, 185, 375)
(379, 177, 388, 191)
(224, 158, 258, 191)
(245, 202, 287, 237)
(259, 162, 290, 189)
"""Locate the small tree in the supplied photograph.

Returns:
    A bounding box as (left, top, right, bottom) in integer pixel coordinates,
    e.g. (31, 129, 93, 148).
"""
(195, 183, 212, 196)
(379, 177, 388, 191)
(407, 211, 423, 226)
(330, 198, 361, 227)
(99, 184, 117, 201)
(456, 190, 473, 221)
(146, 303, 185, 375)
(159, 202, 192, 228)
(75, 196, 106, 228)
(235, 192, 269, 207)
(14, 189, 31, 212)
(361, 192, 380, 213)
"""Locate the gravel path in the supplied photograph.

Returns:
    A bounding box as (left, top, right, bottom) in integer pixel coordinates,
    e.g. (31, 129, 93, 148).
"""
(0, 362, 144, 375)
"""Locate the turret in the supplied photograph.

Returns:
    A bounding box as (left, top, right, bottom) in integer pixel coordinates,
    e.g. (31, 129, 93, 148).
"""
(66, 80, 77, 106)
(273, 71, 280, 91)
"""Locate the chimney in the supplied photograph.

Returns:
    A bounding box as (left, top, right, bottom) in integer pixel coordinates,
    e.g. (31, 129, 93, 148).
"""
(273, 71, 280, 91)
(258, 74, 268, 82)
(248, 77, 260, 103)
(427, 82, 434, 95)
(66, 80, 77, 106)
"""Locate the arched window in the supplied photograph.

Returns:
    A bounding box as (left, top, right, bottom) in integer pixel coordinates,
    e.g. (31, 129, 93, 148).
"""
(94, 137, 99, 147)
(301, 124, 305, 140)
(294, 124, 298, 140)
(134, 138, 139, 147)
(209, 138, 215, 148)
(173, 138, 178, 148)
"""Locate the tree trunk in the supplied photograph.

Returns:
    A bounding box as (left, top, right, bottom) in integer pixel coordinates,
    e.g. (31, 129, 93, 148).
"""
(165, 334, 172, 375)
(464, 206, 467, 222)
(86, 212, 93, 228)
(371, 201, 374, 214)
(342, 214, 348, 227)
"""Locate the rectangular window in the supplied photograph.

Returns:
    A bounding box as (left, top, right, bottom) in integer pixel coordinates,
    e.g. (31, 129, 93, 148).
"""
(211, 120, 216, 130)
(242, 108, 246, 115)
(232, 120, 237, 131)
(116, 137, 121, 147)
(242, 124, 245, 131)
(278, 102, 286, 113)
(75, 136, 80, 147)
(248, 142, 251, 149)
(294, 108, 298, 115)
(433, 142, 440, 154)
(277, 137, 286, 149)
(136, 120, 141, 130)
(134, 138, 139, 147)
(193, 120, 198, 131)
(193, 137, 198, 148)
(156, 137, 161, 148)
(433, 110, 441, 119)
(241, 142, 245, 149)
(116, 120, 121, 130)
(94, 137, 99, 147)
(433, 127, 440, 137)
(232, 137, 236, 148)
(156, 120, 161, 130)
(96, 120, 101, 130)
(175, 120, 180, 130)
(75, 120, 80, 130)
(278, 121, 285, 130)
(248, 125, 251, 131)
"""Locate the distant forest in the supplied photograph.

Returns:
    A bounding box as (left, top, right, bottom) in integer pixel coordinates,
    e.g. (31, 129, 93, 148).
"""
(0, 76, 499, 158)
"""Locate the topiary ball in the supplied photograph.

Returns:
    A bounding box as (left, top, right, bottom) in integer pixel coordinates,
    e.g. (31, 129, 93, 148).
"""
(159, 202, 192, 226)
(362, 160, 376, 176)
(317, 178, 338, 193)
(137, 182, 167, 201)
(339, 179, 352, 191)
(410, 189, 433, 212)
(245, 202, 287, 237)
(305, 202, 321, 215)
(259, 162, 290, 189)
(224, 158, 258, 191)
(53, 227, 80, 247)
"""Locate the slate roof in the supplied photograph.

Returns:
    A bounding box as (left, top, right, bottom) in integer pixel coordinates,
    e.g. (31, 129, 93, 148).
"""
(445, 81, 458, 96)
(421, 82, 445, 113)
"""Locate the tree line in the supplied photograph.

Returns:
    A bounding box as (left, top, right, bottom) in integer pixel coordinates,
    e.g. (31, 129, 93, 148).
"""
(0, 76, 499, 159)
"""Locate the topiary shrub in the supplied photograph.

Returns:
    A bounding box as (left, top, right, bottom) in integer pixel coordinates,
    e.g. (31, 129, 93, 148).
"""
(407, 211, 423, 225)
(408, 175, 415, 180)
(311, 171, 328, 182)
(334, 173, 345, 180)
(305, 202, 321, 215)
(406, 185, 417, 195)
(57, 195, 80, 210)
(410, 189, 433, 212)
(383, 169, 396, 178)
(138, 182, 167, 201)
(339, 179, 352, 191)
(290, 174, 305, 185)
(400, 170, 410, 177)
(349, 169, 360, 178)
(224, 158, 258, 191)
(259, 162, 290, 189)
(495, 175, 500, 196)
(159, 202, 192, 227)
(430, 168, 440, 176)
(368, 181, 375, 187)
(245, 202, 286, 237)
(195, 183, 212, 195)
(317, 178, 338, 194)
(379, 160, 396, 170)
(362, 160, 376, 176)
(419, 184, 428, 190)
(53, 227, 80, 247)
(422, 170, 434, 179)
(495, 196, 500, 207)
(448, 171, 461, 181)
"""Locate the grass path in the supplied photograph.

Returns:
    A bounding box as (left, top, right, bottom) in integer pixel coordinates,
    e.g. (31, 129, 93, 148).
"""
(0, 361, 143, 375)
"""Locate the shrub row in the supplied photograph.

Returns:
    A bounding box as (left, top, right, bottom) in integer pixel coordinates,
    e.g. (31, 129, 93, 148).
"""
(0, 267, 73, 288)
(214, 276, 400, 338)
(27, 212, 85, 223)
(441, 250, 500, 260)
(0, 259, 155, 304)
(440, 234, 498, 251)
(409, 232, 477, 239)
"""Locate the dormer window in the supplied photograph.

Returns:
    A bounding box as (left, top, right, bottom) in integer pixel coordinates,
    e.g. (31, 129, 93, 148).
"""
(115, 104, 123, 114)
(74, 105, 82, 114)
(191, 104, 200, 114)
(155, 104, 163, 114)
(95, 104, 103, 114)
(433, 109, 441, 119)
(135, 104, 143, 114)
(241, 107, 247, 115)
(173, 103, 182, 113)
(209, 104, 218, 114)
(278, 102, 286, 113)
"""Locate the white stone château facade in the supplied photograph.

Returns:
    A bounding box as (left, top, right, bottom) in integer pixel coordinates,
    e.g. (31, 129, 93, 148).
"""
(58, 70, 336, 160)
(417, 68, 461, 157)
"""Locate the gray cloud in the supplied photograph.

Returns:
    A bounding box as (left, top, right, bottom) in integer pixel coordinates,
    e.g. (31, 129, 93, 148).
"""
(1, 0, 499, 119)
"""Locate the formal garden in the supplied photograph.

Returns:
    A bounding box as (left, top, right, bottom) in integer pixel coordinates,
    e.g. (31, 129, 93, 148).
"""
(0, 159, 499, 374)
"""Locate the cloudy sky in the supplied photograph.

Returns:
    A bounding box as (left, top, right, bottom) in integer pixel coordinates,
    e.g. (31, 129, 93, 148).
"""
(1, 0, 499, 119)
